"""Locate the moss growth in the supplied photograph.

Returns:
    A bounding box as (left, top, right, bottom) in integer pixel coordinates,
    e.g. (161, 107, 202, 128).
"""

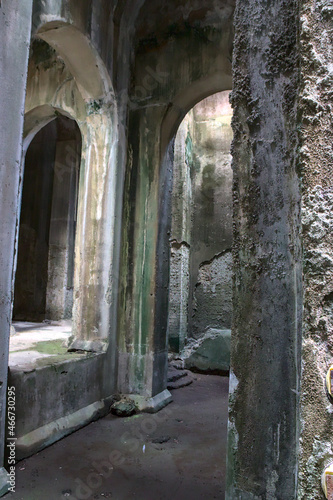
(32, 339, 68, 355)
(11, 339, 68, 356)
(87, 99, 103, 115)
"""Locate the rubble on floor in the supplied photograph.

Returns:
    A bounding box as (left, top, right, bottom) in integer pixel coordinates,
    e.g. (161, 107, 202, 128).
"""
(170, 328, 231, 375)
(167, 364, 194, 390)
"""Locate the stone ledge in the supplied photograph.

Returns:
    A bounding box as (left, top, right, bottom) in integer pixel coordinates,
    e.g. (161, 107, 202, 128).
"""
(15, 396, 114, 461)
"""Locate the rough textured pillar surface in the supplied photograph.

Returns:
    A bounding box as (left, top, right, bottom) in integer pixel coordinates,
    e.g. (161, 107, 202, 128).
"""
(226, 0, 302, 498)
(0, 1, 32, 495)
(298, 1, 333, 498)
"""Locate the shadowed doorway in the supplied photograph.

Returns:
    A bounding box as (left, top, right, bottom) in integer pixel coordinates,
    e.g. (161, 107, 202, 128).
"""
(13, 115, 82, 322)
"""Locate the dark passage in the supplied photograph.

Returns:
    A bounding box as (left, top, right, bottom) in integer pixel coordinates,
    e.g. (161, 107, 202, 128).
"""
(13, 115, 81, 322)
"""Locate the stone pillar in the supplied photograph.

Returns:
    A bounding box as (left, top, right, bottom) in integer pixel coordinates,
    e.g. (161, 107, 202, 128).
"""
(0, 1, 32, 495)
(117, 106, 172, 410)
(226, 0, 302, 498)
(168, 119, 192, 353)
(70, 111, 116, 350)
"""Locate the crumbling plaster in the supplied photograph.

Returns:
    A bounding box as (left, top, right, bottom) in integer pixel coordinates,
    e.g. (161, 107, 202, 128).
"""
(298, 0, 333, 497)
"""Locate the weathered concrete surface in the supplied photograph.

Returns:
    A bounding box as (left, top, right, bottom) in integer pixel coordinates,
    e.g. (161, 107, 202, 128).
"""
(23, 28, 117, 345)
(15, 396, 115, 461)
(118, 1, 234, 398)
(168, 241, 190, 353)
(298, 1, 333, 497)
(0, 0, 33, 495)
(169, 92, 233, 352)
(184, 328, 231, 374)
(8, 353, 111, 460)
(193, 250, 233, 337)
(226, 0, 302, 498)
(189, 94, 233, 322)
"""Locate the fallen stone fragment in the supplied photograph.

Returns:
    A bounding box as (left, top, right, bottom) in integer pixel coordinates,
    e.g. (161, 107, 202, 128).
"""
(111, 399, 136, 417)
(184, 328, 231, 374)
(167, 366, 188, 383)
(167, 373, 193, 390)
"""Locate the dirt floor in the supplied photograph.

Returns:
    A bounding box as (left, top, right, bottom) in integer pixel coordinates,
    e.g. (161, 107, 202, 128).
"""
(5, 374, 229, 500)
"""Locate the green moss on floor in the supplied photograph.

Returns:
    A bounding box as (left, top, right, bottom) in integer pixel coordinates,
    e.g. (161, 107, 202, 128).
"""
(34, 339, 68, 355)
(10, 339, 68, 355)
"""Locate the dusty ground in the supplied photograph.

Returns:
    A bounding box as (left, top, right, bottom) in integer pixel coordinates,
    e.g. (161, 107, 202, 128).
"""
(5, 374, 229, 500)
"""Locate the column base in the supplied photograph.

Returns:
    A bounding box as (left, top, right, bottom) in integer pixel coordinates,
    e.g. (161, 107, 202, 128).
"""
(0, 468, 9, 497)
(123, 389, 173, 413)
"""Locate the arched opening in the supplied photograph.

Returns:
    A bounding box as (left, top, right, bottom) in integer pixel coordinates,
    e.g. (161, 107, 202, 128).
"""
(153, 90, 233, 497)
(167, 91, 233, 364)
(7, 21, 119, 460)
(13, 114, 82, 323)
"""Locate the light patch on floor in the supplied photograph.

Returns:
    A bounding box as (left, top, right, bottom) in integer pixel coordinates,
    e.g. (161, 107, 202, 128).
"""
(9, 321, 72, 369)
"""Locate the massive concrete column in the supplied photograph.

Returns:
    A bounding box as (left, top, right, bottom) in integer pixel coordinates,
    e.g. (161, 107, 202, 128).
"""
(0, 1, 32, 495)
(118, 106, 172, 410)
(226, 0, 302, 498)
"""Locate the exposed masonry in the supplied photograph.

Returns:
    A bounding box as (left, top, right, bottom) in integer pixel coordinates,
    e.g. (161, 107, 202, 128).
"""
(298, 0, 333, 496)
(192, 250, 232, 338)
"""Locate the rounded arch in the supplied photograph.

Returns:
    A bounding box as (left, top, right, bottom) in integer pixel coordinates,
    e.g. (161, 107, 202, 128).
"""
(160, 73, 232, 160)
(23, 105, 80, 154)
(165, 90, 234, 353)
(14, 113, 82, 322)
(17, 21, 119, 347)
(36, 22, 114, 102)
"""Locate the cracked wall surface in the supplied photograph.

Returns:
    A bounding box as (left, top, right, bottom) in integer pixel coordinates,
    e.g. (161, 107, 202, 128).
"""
(193, 250, 232, 336)
(169, 92, 233, 348)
